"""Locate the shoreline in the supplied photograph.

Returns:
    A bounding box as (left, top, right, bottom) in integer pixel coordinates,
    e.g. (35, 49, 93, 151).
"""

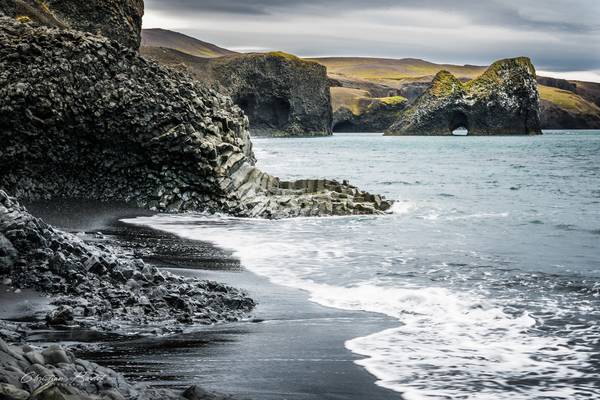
(21, 199, 403, 400)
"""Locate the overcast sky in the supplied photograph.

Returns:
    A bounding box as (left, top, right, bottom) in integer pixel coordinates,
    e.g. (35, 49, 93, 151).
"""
(144, 0, 600, 82)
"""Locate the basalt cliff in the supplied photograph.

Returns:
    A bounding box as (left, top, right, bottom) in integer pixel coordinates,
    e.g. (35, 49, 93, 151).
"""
(3, 0, 143, 49)
(142, 45, 333, 137)
(0, 14, 390, 217)
(386, 57, 542, 135)
(330, 87, 407, 132)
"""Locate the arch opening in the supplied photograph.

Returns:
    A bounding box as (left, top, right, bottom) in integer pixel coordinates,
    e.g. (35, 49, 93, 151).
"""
(237, 93, 257, 116)
(332, 120, 357, 133)
(449, 111, 469, 136)
(236, 94, 291, 129)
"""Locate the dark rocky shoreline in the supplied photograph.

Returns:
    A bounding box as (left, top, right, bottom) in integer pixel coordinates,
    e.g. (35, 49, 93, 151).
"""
(0, 191, 255, 399)
(0, 2, 395, 398)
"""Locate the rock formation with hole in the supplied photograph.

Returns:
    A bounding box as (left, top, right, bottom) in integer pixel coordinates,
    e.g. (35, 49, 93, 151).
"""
(385, 57, 542, 135)
(332, 96, 407, 132)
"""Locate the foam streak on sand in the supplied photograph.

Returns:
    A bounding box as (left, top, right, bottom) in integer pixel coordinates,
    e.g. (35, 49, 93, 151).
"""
(123, 212, 593, 400)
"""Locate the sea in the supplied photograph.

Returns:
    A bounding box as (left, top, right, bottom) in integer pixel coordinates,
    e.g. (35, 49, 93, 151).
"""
(126, 131, 600, 400)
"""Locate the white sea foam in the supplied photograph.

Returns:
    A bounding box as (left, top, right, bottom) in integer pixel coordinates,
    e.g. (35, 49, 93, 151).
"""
(390, 201, 415, 215)
(123, 213, 593, 400)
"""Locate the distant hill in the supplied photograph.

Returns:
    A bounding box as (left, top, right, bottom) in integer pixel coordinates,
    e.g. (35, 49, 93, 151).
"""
(141, 28, 237, 58)
(309, 57, 487, 88)
(312, 57, 600, 129)
(138, 29, 600, 129)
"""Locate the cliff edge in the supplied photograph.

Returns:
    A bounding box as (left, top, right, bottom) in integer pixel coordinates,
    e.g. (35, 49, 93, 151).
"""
(0, 17, 391, 217)
(142, 47, 333, 137)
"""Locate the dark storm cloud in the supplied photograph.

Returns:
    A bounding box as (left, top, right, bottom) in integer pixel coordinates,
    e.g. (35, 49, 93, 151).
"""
(144, 0, 600, 78)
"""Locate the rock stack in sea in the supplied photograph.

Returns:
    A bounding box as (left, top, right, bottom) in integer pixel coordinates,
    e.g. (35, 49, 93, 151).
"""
(6, 0, 144, 50)
(0, 14, 391, 217)
(386, 57, 542, 135)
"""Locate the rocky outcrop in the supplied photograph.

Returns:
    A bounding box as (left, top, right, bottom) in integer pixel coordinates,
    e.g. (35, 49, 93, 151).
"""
(0, 190, 255, 328)
(537, 76, 577, 92)
(540, 99, 600, 129)
(333, 96, 407, 132)
(386, 57, 542, 135)
(0, 338, 237, 400)
(6, 0, 143, 49)
(0, 18, 391, 217)
(142, 48, 333, 137)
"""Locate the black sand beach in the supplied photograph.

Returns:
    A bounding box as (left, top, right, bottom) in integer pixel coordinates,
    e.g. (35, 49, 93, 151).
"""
(22, 200, 402, 400)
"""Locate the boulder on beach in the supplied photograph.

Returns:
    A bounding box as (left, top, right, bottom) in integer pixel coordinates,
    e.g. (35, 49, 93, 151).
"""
(0, 190, 255, 327)
(142, 48, 334, 137)
(0, 337, 236, 400)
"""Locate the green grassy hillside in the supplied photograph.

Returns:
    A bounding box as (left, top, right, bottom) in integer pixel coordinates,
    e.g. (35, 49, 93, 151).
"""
(309, 57, 486, 88)
(137, 29, 600, 129)
(314, 57, 600, 128)
(538, 85, 600, 114)
(141, 29, 237, 58)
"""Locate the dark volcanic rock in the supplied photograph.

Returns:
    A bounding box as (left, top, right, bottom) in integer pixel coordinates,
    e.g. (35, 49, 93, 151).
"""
(540, 99, 600, 129)
(386, 57, 542, 136)
(0, 190, 255, 327)
(0, 338, 236, 400)
(142, 48, 333, 137)
(0, 18, 391, 217)
(333, 96, 407, 132)
(5, 0, 143, 49)
(45, 305, 74, 326)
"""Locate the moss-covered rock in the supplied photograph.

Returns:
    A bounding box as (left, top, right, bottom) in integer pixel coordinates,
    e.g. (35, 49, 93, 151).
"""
(142, 48, 333, 137)
(386, 57, 542, 135)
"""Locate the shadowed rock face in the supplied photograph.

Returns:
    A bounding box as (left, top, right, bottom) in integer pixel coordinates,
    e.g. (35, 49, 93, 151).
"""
(333, 97, 407, 132)
(5, 0, 143, 50)
(540, 99, 600, 129)
(0, 18, 391, 218)
(142, 48, 333, 137)
(385, 57, 542, 136)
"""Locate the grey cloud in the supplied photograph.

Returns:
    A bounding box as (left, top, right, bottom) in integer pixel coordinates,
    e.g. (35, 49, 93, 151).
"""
(145, 0, 600, 33)
(144, 0, 600, 75)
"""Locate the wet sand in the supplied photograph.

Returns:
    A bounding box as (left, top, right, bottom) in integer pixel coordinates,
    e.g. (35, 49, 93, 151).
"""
(23, 199, 403, 400)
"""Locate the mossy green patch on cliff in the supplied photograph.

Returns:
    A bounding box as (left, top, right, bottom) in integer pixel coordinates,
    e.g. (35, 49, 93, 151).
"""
(387, 57, 541, 135)
(266, 51, 317, 66)
(539, 85, 600, 114)
(466, 57, 536, 94)
(430, 70, 464, 97)
(16, 15, 32, 23)
(378, 95, 407, 106)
